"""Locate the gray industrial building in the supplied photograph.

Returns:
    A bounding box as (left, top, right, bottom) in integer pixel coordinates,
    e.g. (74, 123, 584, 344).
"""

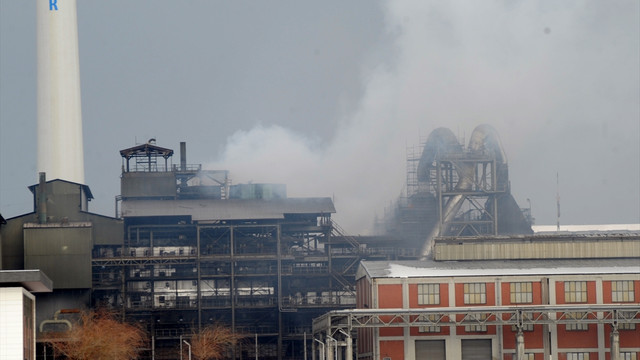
(1, 141, 417, 360)
(1, 126, 546, 359)
(1, 173, 123, 333)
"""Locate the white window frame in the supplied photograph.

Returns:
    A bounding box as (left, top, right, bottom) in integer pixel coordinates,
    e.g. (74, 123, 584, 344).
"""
(564, 281, 587, 303)
(464, 283, 486, 305)
(510, 282, 533, 304)
(612, 280, 635, 302)
(464, 313, 488, 332)
(417, 314, 441, 333)
(566, 353, 589, 360)
(418, 283, 440, 305)
(565, 312, 589, 331)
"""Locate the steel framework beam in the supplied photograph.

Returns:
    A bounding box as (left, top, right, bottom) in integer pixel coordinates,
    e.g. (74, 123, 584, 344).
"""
(313, 304, 640, 335)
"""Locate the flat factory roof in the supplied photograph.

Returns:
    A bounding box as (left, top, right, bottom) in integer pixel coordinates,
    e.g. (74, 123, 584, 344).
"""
(121, 197, 335, 221)
(532, 224, 640, 233)
(359, 258, 640, 280)
(0, 270, 53, 293)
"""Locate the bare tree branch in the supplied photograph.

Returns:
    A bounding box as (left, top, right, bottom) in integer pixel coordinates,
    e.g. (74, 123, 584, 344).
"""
(188, 324, 244, 360)
(43, 309, 146, 360)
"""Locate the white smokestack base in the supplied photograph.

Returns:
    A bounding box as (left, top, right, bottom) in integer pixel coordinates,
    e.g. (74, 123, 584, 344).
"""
(37, 0, 85, 184)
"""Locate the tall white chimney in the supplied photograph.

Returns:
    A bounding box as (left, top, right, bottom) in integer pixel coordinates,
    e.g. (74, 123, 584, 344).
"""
(37, 0, 84, 184)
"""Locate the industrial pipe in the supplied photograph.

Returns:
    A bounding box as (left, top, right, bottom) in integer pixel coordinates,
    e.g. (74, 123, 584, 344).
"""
(39, 309, 78, 332)
(38, 172, 47, 224)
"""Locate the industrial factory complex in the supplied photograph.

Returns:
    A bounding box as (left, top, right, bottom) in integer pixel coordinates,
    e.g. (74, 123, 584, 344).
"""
(1, 2, 638, 360)
(2, 128, 639, 360)
(310, 125, 639, 360)
(1, 139, 419, 359)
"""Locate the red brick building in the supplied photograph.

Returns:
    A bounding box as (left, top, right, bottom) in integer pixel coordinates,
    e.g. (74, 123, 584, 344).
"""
(352, 259, 639, 360)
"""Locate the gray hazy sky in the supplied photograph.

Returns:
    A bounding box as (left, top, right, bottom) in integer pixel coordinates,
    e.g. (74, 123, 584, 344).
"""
(1, 1, 639, 234)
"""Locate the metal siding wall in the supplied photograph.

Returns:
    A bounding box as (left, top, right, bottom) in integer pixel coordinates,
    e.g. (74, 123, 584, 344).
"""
(434, 240, 640, 260)
(24, 227, 92, 288)
(90, 216, 124, 246)
(0, 288, 26, 359)
(121, 172, 177, 198)
(46, 182, 82, 220)
(1, 215, 32, 270)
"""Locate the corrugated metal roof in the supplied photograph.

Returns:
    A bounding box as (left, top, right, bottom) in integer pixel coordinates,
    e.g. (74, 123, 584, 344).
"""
(28, 179, 94, 200)
(435, 232, 640, 244)
(121, 197, 335, 221)
(119, 142, 174, 159)
(359, 258, 640, 279)
(532, 224, 640, 233)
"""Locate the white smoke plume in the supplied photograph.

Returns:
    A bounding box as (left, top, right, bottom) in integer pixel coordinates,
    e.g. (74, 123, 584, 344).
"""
(209, 121, 405, 234)
(209, 1, 639, 233)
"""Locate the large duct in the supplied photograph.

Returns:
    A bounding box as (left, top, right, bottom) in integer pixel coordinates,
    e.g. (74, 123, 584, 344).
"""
(37, 0, 85, 184)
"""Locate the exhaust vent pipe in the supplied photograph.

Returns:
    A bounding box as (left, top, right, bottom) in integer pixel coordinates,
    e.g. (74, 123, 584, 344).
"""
(180, 142, 187, 171)
(38, 172, 47, 224)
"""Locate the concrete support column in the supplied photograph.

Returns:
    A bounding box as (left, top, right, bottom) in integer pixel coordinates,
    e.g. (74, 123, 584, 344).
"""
(313, 338, 325, 360)
(515, 330, 525, 360)
(610, 329, 620, 360)
(340, 330, 352, 360)
(326, 337, 334, 360)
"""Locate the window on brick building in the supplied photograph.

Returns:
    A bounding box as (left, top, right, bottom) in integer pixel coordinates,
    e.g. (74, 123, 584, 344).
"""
(565, 312, 588, 331)
(618, 311, 637, 330)
(511, 313, 533, 332)
(511, 311, 534, 332)
(418, 314, 441, 333)
(418, 284, 440, 305)
(564, 281, 587, 303)
(464, 313, 488, 332)
(566, 353, 589, 360)
(510, 282, 533, 303)
(512, 354, 535, 360)
(612, 280, 635, 302)
(619, 322, 636, 330)
(621, 353, 637, 360)
(463, 283, 486, 304)
(511, 323, 534, 331)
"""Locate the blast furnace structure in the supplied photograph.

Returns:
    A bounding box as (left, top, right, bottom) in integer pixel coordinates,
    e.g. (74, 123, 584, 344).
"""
(379, 125, 532, 258)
